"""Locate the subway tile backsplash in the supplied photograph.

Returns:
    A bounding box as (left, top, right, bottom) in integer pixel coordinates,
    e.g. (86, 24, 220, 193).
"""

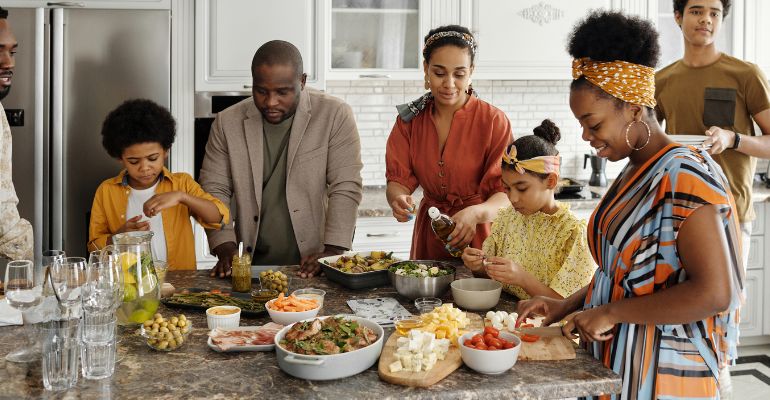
(326, 79, 629, 186)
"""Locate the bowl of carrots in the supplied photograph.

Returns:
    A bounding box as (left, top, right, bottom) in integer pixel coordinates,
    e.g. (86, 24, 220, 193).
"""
(459, 326, 521, 375)
(265, 293, 321, 326)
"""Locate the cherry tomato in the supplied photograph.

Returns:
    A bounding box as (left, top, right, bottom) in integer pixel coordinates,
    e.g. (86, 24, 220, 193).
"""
(488, 346, 499, 350)
(502, 341, 515, 349)
(483, 326, 499, 337)
(475, 342, 488, 350)
(483, 333, 495, 344)
(488, 338, 502, 348)
(464, 340, 474, 347)
(471, 334, 484, 345)
(521, 334, 540, 342)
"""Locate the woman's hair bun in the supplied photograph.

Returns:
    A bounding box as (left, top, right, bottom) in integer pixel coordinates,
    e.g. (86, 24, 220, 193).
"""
(532, 119, 560, 145)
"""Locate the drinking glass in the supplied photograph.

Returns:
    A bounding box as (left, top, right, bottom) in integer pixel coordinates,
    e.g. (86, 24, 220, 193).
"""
(50, 257, 87, 318)
(4, 260, 43, 362)
(88, 250, 101, 266)
(80, 316, 117, 380)
(40, 250, 65, 290)
(41, 318, 80, 391)
(153, 260, 168, 286)
(82, 262, 119, 315)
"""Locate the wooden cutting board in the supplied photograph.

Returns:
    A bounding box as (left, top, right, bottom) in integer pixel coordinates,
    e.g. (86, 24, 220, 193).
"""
(378, 313, 483, 388)
(516, 326, 576, 361)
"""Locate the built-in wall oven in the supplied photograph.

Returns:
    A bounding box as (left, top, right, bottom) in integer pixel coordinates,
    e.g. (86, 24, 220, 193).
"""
(193, 92, 250, 179)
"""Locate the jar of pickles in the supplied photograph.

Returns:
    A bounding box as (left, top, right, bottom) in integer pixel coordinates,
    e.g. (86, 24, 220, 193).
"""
(231, 254, 252, 293)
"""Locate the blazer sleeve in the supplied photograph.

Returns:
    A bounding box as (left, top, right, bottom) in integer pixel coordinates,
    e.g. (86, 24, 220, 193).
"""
(87, 183, 112, 252)
(323, 103, 364, 249)
(181, 173, 231, 230)
(199, 114, 238, 251)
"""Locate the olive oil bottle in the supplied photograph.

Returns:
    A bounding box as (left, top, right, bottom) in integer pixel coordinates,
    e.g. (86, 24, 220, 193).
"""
(428, 207, 463, 257)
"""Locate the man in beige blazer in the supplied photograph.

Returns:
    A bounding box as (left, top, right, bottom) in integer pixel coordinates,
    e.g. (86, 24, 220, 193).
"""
(200, 40, 362, 278)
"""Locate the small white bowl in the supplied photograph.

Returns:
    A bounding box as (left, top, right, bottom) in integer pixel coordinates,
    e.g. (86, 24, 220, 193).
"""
(451, 278, 502, 311)
(459, 330, 521, 375)
(291, 288, 326, 308)
(265, 299, 321, 326)
(206, 306, 241, 329)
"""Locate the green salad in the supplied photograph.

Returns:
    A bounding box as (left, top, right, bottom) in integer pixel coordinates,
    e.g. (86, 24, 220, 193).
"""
(389, 262, 452, 278)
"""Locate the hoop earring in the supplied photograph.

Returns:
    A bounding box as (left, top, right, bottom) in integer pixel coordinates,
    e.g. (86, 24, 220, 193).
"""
(624, 119, 651, 151)
(424, 76, 430, 91)
(466, 81, 473, 95)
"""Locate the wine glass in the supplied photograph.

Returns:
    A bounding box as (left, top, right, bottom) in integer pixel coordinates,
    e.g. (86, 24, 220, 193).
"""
(4, 260, 43, 362)
(50, 257, 87, 319)
(82, 262, 120, 315)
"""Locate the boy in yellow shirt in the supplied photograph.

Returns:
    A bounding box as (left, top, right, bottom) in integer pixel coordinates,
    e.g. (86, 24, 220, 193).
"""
(88, 99, 229, 270)
(462, 120, 595, 300)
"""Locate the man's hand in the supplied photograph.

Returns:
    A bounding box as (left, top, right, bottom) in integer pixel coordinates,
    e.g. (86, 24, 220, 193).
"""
(704, 126, 735, 155)
(298, 245, 345, 278)
(143, 191, 185, 218)
(211, 242, 237, 278)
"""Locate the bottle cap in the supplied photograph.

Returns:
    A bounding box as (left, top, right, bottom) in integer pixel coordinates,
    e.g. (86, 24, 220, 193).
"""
(428, 207, 440, 220)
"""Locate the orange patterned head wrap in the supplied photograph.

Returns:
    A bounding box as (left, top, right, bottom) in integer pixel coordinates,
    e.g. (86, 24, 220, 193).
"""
(571, 57, 656, 108)
(502, 145, 560, 178)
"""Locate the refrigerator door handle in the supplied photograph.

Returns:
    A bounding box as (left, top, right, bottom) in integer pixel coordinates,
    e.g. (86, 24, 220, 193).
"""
(51, 8, 64, 250)
(34, 8, 45, 265)
(47, 2, 85, 7)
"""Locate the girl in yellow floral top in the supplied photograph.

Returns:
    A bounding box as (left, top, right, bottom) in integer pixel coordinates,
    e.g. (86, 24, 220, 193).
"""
(462, 119, 595, 300)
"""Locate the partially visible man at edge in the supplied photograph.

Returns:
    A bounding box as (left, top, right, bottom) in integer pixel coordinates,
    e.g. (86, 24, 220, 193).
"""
(0, 7, 33, 264)
(200, 40, 363, 279)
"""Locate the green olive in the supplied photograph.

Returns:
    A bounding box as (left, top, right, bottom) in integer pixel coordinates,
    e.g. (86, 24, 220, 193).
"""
(170, 317, 179, 325)
(143, 320, 153, 328)
(153, 313, 162, 320)
(158, 341, 169, 350)
(178, 320, 187, 328)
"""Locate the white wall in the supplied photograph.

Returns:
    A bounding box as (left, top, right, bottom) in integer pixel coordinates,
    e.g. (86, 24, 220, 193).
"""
(326, 79, 629, 186)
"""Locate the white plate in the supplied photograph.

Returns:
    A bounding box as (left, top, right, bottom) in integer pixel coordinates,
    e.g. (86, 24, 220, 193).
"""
(207, 326, 276, 352)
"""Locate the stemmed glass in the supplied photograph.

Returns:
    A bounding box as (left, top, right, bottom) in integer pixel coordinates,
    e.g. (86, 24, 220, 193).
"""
(49, 257, 87, 319)
(4, 260, 43, 362)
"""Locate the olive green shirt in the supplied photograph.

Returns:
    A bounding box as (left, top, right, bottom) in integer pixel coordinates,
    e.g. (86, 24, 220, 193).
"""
(656, 53, 770, 222)
(252, 115, 301, 265)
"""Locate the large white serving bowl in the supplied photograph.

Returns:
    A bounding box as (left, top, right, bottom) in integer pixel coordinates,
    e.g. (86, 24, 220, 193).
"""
(274, 315, 384, 380)
(265, 298, 321, 326)
(459, 330, 521, 375)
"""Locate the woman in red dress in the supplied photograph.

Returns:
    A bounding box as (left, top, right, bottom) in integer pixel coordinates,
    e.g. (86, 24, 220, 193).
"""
(386, 25, 513, 260)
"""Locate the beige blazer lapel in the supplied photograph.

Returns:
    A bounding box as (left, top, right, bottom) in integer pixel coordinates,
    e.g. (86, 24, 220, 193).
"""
(286, 90, 312, 175)
(243, 103, 264, 211)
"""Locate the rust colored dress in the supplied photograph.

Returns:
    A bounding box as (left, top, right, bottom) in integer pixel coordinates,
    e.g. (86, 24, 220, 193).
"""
(385, 95, 512, 260)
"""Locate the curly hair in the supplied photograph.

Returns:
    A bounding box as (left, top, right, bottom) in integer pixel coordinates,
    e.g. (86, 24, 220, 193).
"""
(502, 119, 560, 178)
(101, 99, 176, 159)
(423, 25, 476, 64)
(567, 11, 660, 110)
(673, 0, 731, 19)
(0, 7, 8, 19)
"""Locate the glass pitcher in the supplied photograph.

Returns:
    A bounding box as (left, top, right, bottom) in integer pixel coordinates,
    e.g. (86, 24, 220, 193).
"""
(100, 232, 160, 326)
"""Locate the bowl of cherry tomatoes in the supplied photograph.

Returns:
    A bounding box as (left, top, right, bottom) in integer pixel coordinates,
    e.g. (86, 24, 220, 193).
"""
(459, 326, 521, 374)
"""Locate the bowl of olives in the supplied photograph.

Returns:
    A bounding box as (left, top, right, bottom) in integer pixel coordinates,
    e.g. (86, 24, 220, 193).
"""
(139, 313, 192, 352)
(258, 270, 290, 294)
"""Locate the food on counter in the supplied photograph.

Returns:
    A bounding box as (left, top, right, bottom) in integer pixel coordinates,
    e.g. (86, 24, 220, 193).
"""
(485, 311, 540, 342)
(141, 313, 191, 351)
(117, 251, 160, 325)
(389, 261, 453, 278)
(279, 317, 378, 355)
(291, 288, 326, 308)
(208, 322, 284, 351)
(463, 326, 516, 351)
(327, 252, 397, 273)
(388, 329, 451, 373)
(166, 291, 266, 313)
(251, 288, 279, 303)
(161, 283, 175, 298)
(231, 253, 252, 293)
(394, 317, 424, 336)
(259, 270, 289, 294)
(418, 303, 470, 344)
(208, 307, 239, 316)
(267, 293, 318, 312)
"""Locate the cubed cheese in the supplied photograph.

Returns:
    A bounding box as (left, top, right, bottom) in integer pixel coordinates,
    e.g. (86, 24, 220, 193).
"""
(411, 358, 423, 372)
(389, 360, 403, 373)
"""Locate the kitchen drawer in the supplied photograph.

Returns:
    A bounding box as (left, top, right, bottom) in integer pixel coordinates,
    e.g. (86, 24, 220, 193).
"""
(747, 235, 764, 270)
(751, 202, 764, 235)
(353, 217, 415, 260)
(740, 269, 764, 337)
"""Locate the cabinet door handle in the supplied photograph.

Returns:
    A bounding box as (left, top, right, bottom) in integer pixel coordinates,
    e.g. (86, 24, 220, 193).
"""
(366, 233, 397, 237)
(243, 84, 253, 89)
(359, 74, 391, 79)
(47, 2, 85, 6)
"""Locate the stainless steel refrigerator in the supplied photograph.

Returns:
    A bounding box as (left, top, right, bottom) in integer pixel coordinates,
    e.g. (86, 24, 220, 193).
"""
(4, 4, 170, 259)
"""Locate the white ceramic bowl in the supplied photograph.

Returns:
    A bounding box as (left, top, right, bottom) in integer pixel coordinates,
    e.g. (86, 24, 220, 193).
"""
(265, 298, 321, 326)
(459, 330, 521, 374)
(451, 278, 502, 311)
(291, 288, 326, 308)
(206, 306, 241, 329)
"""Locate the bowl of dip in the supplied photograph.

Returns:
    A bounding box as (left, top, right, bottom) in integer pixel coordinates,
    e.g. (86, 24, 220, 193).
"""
(206, 305, 241, 329)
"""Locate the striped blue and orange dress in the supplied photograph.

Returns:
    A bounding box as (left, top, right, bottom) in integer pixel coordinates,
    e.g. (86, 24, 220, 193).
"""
(584, 144, 745, 400)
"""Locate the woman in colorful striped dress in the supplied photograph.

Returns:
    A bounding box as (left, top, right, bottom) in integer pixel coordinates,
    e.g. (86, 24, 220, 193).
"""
(517, 11, 745, 399)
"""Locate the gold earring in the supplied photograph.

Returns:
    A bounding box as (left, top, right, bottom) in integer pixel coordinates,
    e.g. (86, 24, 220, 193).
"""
(424, 76, 430, 91)
(624, 119, 651, 151)
(466, 80, 473, 95)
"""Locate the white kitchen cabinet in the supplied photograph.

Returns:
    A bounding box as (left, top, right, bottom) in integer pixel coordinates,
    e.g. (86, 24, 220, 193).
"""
(0, 0, 169, 7)
(195, 0, 324, 91)
(193, 219, 217, 270)
(352, 216, 415, 260)
(740, 269, 764, 337)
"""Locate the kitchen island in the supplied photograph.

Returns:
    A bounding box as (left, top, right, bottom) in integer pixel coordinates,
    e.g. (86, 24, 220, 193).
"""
(0, 267, 621, 399)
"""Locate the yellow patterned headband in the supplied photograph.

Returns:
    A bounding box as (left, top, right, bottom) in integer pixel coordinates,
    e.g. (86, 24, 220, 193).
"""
(502, 145, 560, 177)
(572, 57, 656, 109)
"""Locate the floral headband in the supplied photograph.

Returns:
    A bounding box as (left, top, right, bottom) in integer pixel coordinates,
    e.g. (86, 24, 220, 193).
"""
(571, 57, 656, 109)
(502, 145, 560, 177)
(423, 31, 477, 56)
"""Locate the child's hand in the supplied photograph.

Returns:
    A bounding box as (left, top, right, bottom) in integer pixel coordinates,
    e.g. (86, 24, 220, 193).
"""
(461, 247, 486, 272)
(116, 215, 150, 233)
(390, 194, 415, 222)
(484, 256, 523, 286)
(143, 191, 185, 218)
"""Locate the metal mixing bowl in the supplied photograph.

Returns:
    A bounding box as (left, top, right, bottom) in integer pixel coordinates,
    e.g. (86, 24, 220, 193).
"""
(387, 260, 456, 300)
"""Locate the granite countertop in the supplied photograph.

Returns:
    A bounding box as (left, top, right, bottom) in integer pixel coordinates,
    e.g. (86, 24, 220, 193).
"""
(0, 267, 621, 399)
